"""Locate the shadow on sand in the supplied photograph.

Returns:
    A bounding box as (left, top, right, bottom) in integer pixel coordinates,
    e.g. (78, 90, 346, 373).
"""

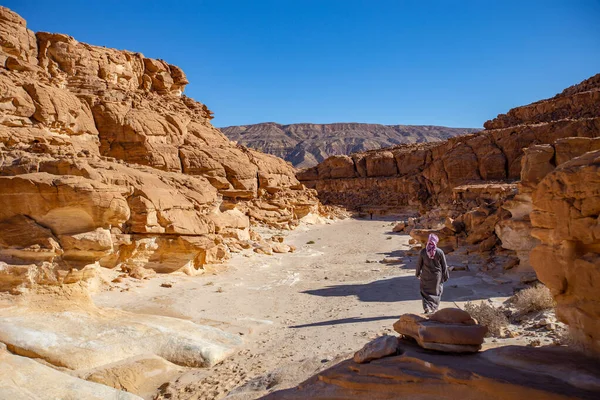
(302, 275, 510, 304)
(290, 315, 399, 328)
(296, 274, 513, 329)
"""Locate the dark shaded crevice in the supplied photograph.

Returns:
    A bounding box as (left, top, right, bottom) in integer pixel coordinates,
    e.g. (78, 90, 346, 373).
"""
(177, 148, 186, 173)
(487, 131, 511, 180)
(462, 141, 483, 181)
(351, 157, 359, 177)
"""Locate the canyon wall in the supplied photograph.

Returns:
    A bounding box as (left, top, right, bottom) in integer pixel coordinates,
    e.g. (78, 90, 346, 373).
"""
(299, 73, 600, 354)
(298, 74, 600, 211)
(0, 6, 329, 287)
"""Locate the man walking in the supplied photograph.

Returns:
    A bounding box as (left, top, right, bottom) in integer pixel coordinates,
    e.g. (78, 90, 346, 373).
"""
(416, 234, 449, 313)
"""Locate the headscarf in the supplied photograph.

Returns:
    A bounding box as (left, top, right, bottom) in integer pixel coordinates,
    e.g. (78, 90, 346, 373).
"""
(426, 233, 439, 259)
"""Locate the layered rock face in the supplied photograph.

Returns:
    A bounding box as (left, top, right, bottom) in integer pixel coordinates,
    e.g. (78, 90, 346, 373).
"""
(0, 6, 326, 283)
(266, 340, 600, 399)
(221, 122, 478, 168)
(301, 75, 599, 265)
(299, 74, 600, 211)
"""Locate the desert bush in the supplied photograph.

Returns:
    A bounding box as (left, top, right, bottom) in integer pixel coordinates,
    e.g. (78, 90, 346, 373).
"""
(555, 328, 588, 353)
(510, 284, 554, 315)
(464, 301, 508, 337)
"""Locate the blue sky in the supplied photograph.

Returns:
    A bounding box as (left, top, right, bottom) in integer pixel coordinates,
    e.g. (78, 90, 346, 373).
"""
(6, 0, 600, 128)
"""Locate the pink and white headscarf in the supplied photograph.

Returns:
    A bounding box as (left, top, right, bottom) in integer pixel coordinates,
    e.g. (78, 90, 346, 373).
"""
(426, 233, 439, 259)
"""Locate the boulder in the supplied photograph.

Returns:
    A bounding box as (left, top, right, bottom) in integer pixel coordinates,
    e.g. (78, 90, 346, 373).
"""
(392, 221, 406, 232)
(393, 309, 487, 352)
(428, 307, 476, 325)
(272, 243, 291, 253)
(353, 335, 399, 363)
(254, 242, 273, 255)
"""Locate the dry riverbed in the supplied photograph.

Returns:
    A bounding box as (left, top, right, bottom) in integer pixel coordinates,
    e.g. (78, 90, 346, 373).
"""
(93, 217, 522, 399)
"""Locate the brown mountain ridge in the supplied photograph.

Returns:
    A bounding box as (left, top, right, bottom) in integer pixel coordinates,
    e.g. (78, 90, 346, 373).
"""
(220, 122, 478, 168)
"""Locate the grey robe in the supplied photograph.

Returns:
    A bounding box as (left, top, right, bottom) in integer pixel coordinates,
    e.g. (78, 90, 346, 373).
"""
(416, 248, 449, 313)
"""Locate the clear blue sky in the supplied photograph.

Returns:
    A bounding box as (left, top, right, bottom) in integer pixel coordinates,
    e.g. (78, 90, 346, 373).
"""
(6, 0, 600, 128)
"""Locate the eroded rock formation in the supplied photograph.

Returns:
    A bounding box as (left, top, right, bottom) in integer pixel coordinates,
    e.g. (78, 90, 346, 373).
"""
(0, 7, 338, 398)
(530, 149, 600, 354)
(299, 74, 600, 211)
(265, 340, 600, 399)
(221, 122, 478, 168)
(0, 6, 331, 282)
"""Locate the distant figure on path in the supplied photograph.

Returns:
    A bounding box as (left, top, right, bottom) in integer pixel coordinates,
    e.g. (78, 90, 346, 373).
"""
(416, 234, 449, 313)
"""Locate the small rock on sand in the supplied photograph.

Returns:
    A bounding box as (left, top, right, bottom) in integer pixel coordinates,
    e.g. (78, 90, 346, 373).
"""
(353, 335, 399, 363)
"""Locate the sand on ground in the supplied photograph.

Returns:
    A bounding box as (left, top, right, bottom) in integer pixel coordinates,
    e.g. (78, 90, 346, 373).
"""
(93, 217, 520, 399)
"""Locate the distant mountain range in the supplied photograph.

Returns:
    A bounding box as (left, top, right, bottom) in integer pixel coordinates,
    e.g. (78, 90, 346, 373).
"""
(220, 122, 479, 168)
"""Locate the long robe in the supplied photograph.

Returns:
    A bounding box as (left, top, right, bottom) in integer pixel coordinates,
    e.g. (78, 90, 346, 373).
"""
(416, 247, 449, 313)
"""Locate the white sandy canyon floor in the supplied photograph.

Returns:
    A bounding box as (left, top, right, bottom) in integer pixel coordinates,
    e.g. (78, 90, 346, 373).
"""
(88, 217, 522, 399)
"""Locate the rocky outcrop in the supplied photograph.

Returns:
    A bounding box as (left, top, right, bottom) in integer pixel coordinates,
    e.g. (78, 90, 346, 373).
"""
(0, 285, 240, 398)
(529, 149, 600, 355)
(0, 344, 143, 400)
(299, 74, 600, 211)
(0, 6, 330, 282)
(221, 122, 478, 168)
(267, 309, 600, 398)
(394, 309, 487, 352)
(496, 137, 600, 270)
(0, 292, 241, 370)
(265, 340, 600, 399)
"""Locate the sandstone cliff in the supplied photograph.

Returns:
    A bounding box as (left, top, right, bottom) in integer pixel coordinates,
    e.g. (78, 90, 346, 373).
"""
(0, 6, 332, 285)
(298, 74, 600, 210)
(221, 122, 478, 168)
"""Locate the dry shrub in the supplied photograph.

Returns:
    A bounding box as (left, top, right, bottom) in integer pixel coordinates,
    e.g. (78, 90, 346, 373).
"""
(464, 301, 508, 337)
(510, 285, 554, 315)
(556, 328, 587, 353)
